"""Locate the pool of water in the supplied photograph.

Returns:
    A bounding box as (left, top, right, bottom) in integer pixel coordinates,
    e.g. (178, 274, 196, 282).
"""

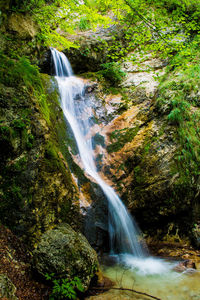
(88, 255, 200, 300)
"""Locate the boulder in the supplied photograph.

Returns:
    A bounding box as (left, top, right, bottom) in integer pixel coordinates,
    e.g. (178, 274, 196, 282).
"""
(173, 260, 196, 273)
(32, 223, 99, 290)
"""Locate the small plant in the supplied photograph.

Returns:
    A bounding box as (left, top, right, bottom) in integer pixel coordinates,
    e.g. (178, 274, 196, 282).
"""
(100, 62, 126, 87)
(79, 17, 91, 31)
(45, 273, 84, 300)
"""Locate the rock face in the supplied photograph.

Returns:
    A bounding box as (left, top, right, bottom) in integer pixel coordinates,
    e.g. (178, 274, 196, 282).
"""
(0, 61, 81, 246)
(32, 223, 99, 290)
(8, 13, 38, 39)
(64, 25, 124, 73)
(76, 49, 199, 242)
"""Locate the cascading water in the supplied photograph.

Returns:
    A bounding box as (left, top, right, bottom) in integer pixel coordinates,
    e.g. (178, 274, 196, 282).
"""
(49, 49, 200, 300)
(51, 48, 147, 258)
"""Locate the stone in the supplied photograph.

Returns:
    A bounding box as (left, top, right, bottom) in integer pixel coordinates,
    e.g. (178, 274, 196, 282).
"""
(8, 14, 38, 39)
(121, 52, 167, 97)
(32, 223, 99, 290)
(173, 260, 196, 273)
(0, 274, 18, 300)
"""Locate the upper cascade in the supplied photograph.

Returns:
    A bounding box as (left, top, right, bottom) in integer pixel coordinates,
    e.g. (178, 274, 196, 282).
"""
(51, 47, 148, 258)
(51, 47, 73, 77)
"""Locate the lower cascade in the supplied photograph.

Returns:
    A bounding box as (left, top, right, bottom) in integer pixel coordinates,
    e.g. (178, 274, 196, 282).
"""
(51, 48, 148, 259)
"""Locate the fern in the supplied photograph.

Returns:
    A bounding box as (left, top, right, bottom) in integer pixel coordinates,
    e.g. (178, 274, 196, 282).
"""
(45, 273, 84, 300)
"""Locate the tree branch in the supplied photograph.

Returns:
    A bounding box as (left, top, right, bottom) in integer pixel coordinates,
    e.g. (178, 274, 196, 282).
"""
(91, 286, 162, 300)
(124, 0, 171, 47)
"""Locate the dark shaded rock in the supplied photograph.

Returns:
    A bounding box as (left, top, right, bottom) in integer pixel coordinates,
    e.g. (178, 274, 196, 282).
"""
(84, 184, 109, 253)
(38, 49, 55, 75)
(32, 223, 99, 290)
(0, 0, 11, 10)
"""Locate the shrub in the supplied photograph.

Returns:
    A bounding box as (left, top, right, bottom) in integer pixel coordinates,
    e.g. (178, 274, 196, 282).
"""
(79, 17, 91, 31)
(45, 273, 84, 300)
(100, 62, 126, 86)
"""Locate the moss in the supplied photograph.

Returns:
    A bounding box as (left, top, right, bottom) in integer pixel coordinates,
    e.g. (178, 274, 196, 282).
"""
(0, 52, 42, 91)
(134, 166, 145, 185)
(96, 154, 103, 171)
(92, 133, 105, 149)
(38, 93, 50, 124)
(107, 126, 140, 153)
(0, 57, 82, 244)
(155, 38, 200, 211)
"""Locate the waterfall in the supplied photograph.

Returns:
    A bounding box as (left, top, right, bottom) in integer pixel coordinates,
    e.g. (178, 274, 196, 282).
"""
(51, 48, 148, 258)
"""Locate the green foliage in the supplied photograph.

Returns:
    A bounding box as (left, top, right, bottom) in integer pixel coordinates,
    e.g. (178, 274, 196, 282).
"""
(10, 0, 111, 49)
(78, 17, 91, 31)
(6, 0, 200, 57)
(99, 62, 126, 86)
(157, 37, 200, 187)
(12, 119, 26, 129)
(45, 273, 84, 300)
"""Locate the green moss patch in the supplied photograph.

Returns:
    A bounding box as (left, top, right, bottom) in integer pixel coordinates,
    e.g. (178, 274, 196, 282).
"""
(107, 126, 140, 153)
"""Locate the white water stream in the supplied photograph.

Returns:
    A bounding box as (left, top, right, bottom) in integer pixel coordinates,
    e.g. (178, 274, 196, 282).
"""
(51, 47, 147, 257)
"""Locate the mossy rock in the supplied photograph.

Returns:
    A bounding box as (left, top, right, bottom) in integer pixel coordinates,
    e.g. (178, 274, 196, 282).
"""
(7, 13, 38, 39)
(32, 223, 99, 290)
(0, 57, 80, 246)
(0, 274, 18, 300)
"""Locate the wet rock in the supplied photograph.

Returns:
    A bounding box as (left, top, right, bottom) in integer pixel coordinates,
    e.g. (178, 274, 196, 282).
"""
(32, 223, 99, 290)
(38, 49, 53, 75)
(0, 274, 18, 300)
(85, 82, 98, 93)
(84, 184, 109, 253)
(173, 260, 196, 273)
